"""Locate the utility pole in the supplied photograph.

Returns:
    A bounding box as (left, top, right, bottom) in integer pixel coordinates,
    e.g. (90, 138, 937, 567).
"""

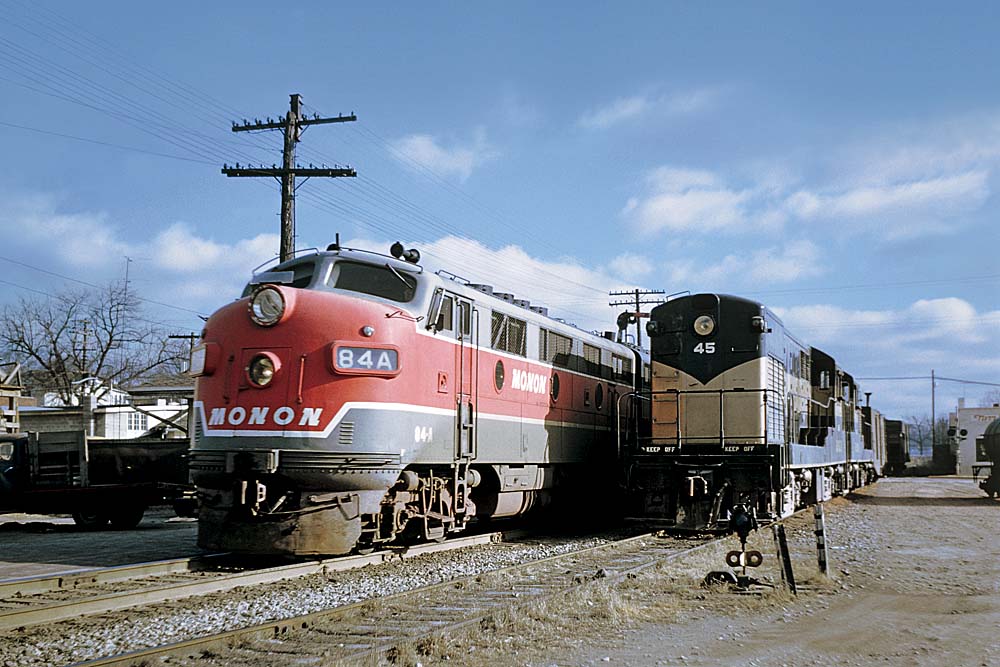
(223, 93, 357, 262)
(169, 333, 200, 371)
(72, 319, 91, 380)
(931, 368, 936, 454)
(609, 289, 666, 351)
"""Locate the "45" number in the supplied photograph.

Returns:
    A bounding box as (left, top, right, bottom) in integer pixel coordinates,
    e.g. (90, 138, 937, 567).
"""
(693, 342, 716, 354)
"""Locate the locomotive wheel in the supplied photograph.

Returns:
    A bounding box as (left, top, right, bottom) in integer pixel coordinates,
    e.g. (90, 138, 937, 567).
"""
(72, 508, 110, 530)
(108, 505, 146, 530)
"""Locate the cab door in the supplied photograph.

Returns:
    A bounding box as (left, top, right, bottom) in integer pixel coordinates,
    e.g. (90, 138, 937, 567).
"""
(453, 296, 476, 460)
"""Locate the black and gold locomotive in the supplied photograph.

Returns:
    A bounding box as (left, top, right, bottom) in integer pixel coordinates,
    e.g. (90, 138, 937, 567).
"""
(626, 293, 885, 529)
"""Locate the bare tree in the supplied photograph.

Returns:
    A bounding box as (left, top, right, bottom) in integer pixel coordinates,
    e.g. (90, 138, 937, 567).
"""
(906, 414, 950, 457)
(0, 282, 186, 405)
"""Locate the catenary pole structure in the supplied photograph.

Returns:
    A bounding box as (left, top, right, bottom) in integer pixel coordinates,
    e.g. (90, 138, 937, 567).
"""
(222, 94, 357, 262)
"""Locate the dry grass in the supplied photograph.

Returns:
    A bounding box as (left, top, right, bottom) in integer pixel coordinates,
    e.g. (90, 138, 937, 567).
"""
(377, 527, 830, 666)
(380, 544, 800, 666)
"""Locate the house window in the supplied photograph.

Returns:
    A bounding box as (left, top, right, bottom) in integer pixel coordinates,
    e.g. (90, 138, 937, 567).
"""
(128, 412, 147, 431)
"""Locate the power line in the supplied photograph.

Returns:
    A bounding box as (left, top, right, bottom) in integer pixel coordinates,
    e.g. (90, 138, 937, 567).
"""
(0, 119, 215, 164)
(0, 256, 207, 317)
(858, 375, 1000, 387)
(749, 273, 1000, 297)
(0, 278, 193, 330)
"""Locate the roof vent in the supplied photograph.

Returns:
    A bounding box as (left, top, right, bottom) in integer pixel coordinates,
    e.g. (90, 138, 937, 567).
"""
(513, 299, 531, 309)
(494, 292, 515, 303)
(470, 283, 494, 295)
(529, 305, 549, 316)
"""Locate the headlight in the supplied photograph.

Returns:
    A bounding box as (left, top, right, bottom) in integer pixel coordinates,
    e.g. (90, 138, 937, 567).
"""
(0, 442, 13, 461)
(249, 286, 285, 327)
(247, 353, 279, 387)
(189, 345, 207, 376)
(693, 315, 716, 336)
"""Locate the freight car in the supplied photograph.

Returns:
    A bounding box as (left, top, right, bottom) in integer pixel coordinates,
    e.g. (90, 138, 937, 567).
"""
(0, 430, 193, 528)
(626, 293, 886, 530)
(884, 419, 910, 475)
(978, 418, 999, 498)
(189, 241, 645, 556)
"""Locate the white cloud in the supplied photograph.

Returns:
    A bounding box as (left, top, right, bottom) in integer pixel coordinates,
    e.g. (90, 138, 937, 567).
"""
(608, 252, 654, 281)
(776, 298, 996, 348)
(578, 95, 650, 130)
(622, 166, 782, 235)
(785, 171, 989, 239)
(0, 194, 279, 324)
(414, 236, 622, 331)
(5, 194, 128, 269)
(772, 298, 1000, 418)
(624, 111, 1000, 242)
(152, 223, 276, 275)
(746, 241, 824, 283)
(390, 129, 498, 181)
(578, 87, 724, 130)
(670, 241, 825, 289)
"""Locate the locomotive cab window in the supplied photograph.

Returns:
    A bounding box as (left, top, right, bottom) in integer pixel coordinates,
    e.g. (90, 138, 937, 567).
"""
(327, 261, 417, 303)
(242, 260, 316, 297)
(436, 295, 454, 331)
(458, 301, 472, 337)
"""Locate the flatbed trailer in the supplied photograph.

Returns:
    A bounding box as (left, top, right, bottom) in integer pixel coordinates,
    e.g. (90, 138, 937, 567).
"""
(0, 431, 195, 528)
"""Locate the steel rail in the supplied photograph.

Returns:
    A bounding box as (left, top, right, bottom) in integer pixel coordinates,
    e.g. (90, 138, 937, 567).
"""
(0, 553, 225, 598)
(0, 529, 515, 631)
(70, 529, 723, 667)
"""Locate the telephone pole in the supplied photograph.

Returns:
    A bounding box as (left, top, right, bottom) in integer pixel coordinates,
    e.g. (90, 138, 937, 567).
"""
(169, 333, 200, 371)
(930, 368, 936, 454)
(223, 93, 357, 262)
(609, 289, 666, 351)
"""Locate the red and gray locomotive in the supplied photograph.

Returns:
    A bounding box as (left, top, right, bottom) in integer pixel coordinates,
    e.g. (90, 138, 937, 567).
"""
(189, 241, 644, 556)
(627, 293, 886, 529)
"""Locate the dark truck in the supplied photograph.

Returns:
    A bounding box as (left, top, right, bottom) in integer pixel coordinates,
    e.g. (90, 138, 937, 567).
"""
(0, 430, 195, 528)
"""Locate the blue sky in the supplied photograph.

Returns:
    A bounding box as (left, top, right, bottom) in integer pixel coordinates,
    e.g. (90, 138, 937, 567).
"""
(1, 1, 998, 420)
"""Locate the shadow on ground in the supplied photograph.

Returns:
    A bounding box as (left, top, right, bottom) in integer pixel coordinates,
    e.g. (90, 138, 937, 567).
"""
(846, 493, 997, 507)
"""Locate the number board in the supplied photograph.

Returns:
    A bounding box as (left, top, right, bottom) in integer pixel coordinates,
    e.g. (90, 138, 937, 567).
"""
(332, 345, 400, 375)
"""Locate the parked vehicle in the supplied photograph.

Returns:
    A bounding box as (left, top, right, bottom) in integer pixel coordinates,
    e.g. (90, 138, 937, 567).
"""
(0, 430, 194, 528)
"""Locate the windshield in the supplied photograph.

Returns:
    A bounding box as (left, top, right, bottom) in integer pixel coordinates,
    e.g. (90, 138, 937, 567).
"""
(327, 260, 417, 302)
(241, 260, 317, 297)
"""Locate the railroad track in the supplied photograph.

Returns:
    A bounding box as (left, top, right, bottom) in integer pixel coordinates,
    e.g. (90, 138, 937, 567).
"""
(0, 530, 518, 632)
(72, 530, 723, 667)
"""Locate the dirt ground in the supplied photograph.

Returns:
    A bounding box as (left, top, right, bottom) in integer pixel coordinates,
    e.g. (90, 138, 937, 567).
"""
(407, 477, 998, 667)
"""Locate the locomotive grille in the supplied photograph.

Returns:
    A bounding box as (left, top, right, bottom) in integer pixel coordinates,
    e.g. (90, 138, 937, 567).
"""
(338, 421, 354, 446)
(189, 450, 227, 471)
(281, 450, 401, 468)
(767, 356, 786, 444)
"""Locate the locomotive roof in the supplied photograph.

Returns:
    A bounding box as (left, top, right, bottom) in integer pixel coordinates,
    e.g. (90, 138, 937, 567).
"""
(251, 244, 633, 351)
